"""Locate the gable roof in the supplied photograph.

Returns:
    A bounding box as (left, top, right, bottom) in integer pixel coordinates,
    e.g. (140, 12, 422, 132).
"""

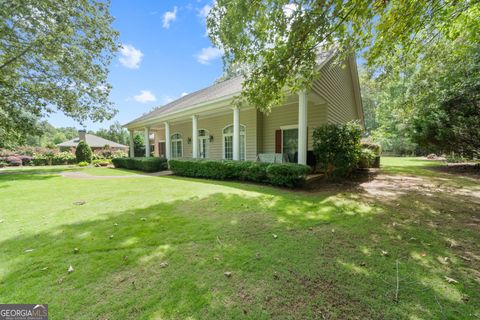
(126, 76, 244, 127)
(125, 49, 337, 128)
(57, 134, 128, 149)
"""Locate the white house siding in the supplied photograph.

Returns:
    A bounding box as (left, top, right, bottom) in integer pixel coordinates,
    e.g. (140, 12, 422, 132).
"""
(261, 101, 327, 154)
(312, 58, 360, 124)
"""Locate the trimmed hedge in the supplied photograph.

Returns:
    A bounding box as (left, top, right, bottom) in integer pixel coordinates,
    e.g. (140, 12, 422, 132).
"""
(75, 141, 93, 163)
(112, 157, 168, 172)
(168, 159, 311, 188)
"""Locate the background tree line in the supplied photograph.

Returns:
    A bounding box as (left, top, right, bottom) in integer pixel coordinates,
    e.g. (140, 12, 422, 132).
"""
(360, 36, 479, 157)
(8, 120, 146, 152)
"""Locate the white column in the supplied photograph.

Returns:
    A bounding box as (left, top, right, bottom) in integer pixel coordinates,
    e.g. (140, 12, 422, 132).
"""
(144, 127, 150, 157)
(298, 90, 308, 165)
(233, 106, 240, 161)
(164, 122, 171, 160)
(192, 115, 198, 159)
(129, 130, 134, 158)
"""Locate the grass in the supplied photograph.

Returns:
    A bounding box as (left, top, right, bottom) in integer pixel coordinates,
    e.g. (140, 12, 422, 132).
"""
(0, 159, 479, 319)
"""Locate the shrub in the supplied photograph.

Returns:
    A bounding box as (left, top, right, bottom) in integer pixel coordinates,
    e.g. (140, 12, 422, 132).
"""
(32, 155, 48, 166)
(6, 156, 22, 166)
(52, 152, 76, 165)
(312, 121, 362, 178)
(446, 153, 468, 163)
(111, 149, 128, 159)
(75, 141, 93, 163)
(112, 157, 168, 172)
(360, 141, 381, 156)
(0, 149, 14, 158)
(168, 159, 311, 188)
(17, 155, 32, 165)
(0, 161, 7, 168)
(77, 161, 89, 167)
(93, 159, 111, 167)
(266, 163, 311, 187)
(358, 148, 376, 168)
(93, 148, 128, 160)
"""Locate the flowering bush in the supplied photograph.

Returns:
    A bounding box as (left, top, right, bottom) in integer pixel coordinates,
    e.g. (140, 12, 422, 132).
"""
(0, 147, 78, 166)
(6, 156, 22, 166)
(93, 148, 128, 160)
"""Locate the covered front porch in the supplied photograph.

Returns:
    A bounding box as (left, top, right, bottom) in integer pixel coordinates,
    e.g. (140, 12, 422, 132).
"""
(128, 90, 326, 166)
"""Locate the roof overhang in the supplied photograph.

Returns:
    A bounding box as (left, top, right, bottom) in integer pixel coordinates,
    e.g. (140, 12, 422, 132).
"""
(124, 93, 239, 130)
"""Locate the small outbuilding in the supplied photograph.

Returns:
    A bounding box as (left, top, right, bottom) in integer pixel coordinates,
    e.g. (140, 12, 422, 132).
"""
(57, 130, 129, 151)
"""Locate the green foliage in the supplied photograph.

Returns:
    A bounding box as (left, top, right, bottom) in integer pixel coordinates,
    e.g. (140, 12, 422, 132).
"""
(358, 148, 376, 169)
(207, 0, 478, 113)
(77, 161, 89, 167)
(1, 158, 479, 318)
(92, 159, 111, 167)
(0, 1, 119, 143)
(360, 140, 381, 156)
(52, 152, 76, 165)
(312, 122, 362, 178)
(93, 147, 128, 160)
(445, 154, 469, 164)
(75, 141, 93, 163)
(112, 157, 168, 173)
(0, 146, 75, 166)
(266, 163, 312, 187)
(89, 122, 129, 145)
(362, 36, 480, 158)
(168, 159, 310, 188)
(133, 134, 145, 157)
(411, 48, 480, 158)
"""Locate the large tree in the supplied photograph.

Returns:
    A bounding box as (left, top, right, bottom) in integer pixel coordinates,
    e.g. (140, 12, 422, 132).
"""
(360, 33, 479, 156)
(207, 0, 479, 112)
(0, 0, 119, 145)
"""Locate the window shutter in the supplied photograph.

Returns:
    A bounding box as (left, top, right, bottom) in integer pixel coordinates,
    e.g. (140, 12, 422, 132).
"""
(275, 129, 282, 153)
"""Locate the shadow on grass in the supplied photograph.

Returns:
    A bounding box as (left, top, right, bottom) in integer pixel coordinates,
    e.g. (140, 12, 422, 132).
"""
(0, 173, 59, 183)
(0, 184, 478, 319)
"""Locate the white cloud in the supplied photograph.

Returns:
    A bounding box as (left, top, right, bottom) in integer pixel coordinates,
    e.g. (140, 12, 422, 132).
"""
(162, 7, 178, 29)
(195, 46, 223, 64)
(198, 4, 212, 19)
(181, 92, 188, 97)
(119, 44, 143, 69)
(134, 90, 156, 103)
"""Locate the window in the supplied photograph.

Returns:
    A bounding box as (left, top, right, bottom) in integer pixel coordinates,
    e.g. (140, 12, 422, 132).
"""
(198, 129, 209, 159)
(282, 128, 298, 163)
(171, 133, 183, 158)
(223, 124, 246, 160)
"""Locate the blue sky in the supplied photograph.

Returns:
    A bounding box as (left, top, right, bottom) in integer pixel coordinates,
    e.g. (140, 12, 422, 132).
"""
(48, 0, 222, 130)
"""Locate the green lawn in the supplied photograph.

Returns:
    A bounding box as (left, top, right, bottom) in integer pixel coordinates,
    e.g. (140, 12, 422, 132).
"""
(0, 159, 478, 319)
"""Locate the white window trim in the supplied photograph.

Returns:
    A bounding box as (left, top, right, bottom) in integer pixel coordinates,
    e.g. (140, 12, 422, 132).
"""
(198, 128, 209, 159)
(280, 124, 298, 130)
(222, 124, 246, 160)
(170, 132, 183, 158)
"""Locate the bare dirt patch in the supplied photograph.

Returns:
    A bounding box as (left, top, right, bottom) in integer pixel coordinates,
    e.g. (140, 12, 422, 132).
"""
(358, 173, 480, 203)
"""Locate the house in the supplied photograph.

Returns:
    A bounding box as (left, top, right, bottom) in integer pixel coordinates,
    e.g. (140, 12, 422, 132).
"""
(57, 130, 129, 151)
(124, 51, 363, 165)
